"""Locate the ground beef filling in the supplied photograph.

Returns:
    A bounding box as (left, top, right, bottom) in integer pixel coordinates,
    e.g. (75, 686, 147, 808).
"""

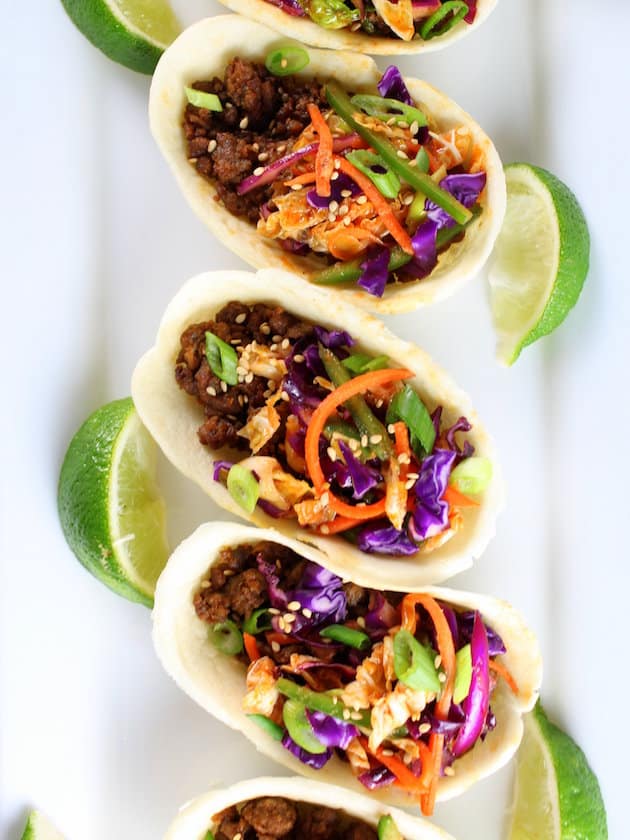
(174, 300, 313, 454)
(212, 797, 378, 840)
(184, 57, 327, 222)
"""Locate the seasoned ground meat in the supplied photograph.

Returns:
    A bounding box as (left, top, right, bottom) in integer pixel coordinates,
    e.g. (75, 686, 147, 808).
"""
(225, 568, 267, 617)
(211, 798, 381, 839)
(175, 301, 313, 455)
(183, 58, 327, 221)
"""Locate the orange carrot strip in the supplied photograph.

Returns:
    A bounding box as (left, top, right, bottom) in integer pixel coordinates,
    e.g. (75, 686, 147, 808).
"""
(421, 732, 444, 816)
(334, 156, 414, 255)
(304, 368, 413, 521)
(308, 103, 334, 198)
(376, 748, 427, 792)
(243, 633, 261, 662)
(284, 171, 317, 187)
(443, 485, 479, 508)
(489, 659, 519, 695)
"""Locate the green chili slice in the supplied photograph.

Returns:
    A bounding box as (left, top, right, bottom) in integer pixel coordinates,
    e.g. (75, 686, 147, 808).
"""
(205, 331, 238, 385)
(226, 464, 259, 514)
(420, 1, 469, 40)
(265, 45, 310, 76)
(276, 677, 371, 728)
(386, 384, 436, 455)
(342, 353, 390, 374)
(184, 87, 223, 112)
(393, 629, 441, 693)
(283, 699, 328, 753)
(243, 608, 272, 635)
(346, 150, 401, 199)
(247, 713, 285, 741)
(453, 644, 473, 704)
(302, 0, 360, 28)
(208, 620, 243, 656)
(449, 456, 493, 495)
(351, 95, 427, 128)
(325, 82, 471, 225)
(377, 814, 403, 840)
(319, 624, 371, 650)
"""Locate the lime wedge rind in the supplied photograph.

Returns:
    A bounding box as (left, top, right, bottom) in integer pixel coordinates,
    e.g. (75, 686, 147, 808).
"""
(21, 810, 65, 840)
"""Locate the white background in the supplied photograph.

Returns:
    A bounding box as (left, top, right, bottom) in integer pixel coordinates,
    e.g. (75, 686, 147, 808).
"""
(1, 1, 628, 837)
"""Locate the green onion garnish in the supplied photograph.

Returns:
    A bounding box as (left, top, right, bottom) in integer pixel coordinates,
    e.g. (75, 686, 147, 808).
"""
(386, 384, 436, 455)
(346, 150, 401, 200)
(377, 814, 403, 840)
(226, 464, 259, 514)
(247, 713, 285, 741)
(342, 353, 390, 374)
(325, 82, 471, 225)
(393, 629, 441, 693)
(208, 620, 243, 656)
(449, 456, 492, 495)
(283, 699, 328, 754)
(243, 608, 272, 635)
(265, 45, 310, 76)
(453, 644, 473, 704)
(276, 677, 371, 728)
(420, 1, 469, 40)
(351, 94, 427, 128)
(184, 86, 223, 112)
(205, 331, 238, 385)
(320, 624, 371, 650)
(415, 148, 430, 173)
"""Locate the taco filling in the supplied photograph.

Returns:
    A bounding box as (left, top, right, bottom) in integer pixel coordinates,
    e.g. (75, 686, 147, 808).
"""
(194, 541, 518, 817)
(206, 795, 400, 838)
(175, 300, 492, 557)
(263, 0, 477, 43)
(184, 60, 487, 297)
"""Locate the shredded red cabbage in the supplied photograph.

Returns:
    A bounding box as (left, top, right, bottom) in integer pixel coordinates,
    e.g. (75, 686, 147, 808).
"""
(358, 246, 390, 297)
(338, 440, 381, 499)
(365, 592, 399, 631)
(425, 172, 486, 230)
(279, 238, 311, 255)
(212, 460, 233, 481)
(313, 326, 355, 349)
(358, 766, 396, 790)
(404, 219, 439, 280)
(357, 521, 419, 555)
(458, 612, 506, 656)
(306, 710, 359, 749)
(464, 0, 477, 23)
(281, 733, 332, 768)
(452, 612, 490, 757)
(377, 65, 414, 105)
(265, 0, 306, 14)
(409, 449, 456, 541)
(306, 173, 360, 210)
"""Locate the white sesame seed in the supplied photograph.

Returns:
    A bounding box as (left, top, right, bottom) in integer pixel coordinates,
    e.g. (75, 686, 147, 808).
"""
(271, 641, 281, 652)
(387, 423, 396, 434)
(376, 399, 384, 408)
(357, 195, 368, 205)
(405, 479, 416, 490)
(386, 117, 396, 126)
(327, 446, 337, 462)
(410, 120, 419, 136)
(280, 58, 288, 68)
(343, 710, 350, 720)
(351, 711, 363, 721)
(206, 386, 217, 397)
(303, 608, 313, 618)
(397, 150, 409, 160)
(328, 213, 337, 223)
(320, 492, 330, 506)
(334, 160, 341, 170)
(407, 472, 419, 481)
(434, 655, 442, 668)
(207, 139, 217, 153)
(339, 205, 349, 216)
(331, 171, 339, 180)
(251, 142, 259, 151)
(258, 152, 269, 162)
(381, 748, 394, 756)
(253, 166, 265, 176)
(361, 435, 368, 448)
(273, 335, 283, 343)
(343, 216, 352, 226)
(220, 381, 228, 393)
(281, 391, 290, 402)
(408, 158, 417, 168)
(369, 434, 382, 444)
(284, 613, 296, 624)
(239, 117, 249, 129)
(444, 766, 455, 777)
(328, 200, 339, 212)
(291, 184, 303, 191)
(397, 120, 407, 128)
(200, 580, 210, 589)
(261, 323, 271, 334)
(281, 338, 290, 349)
(419, 722, 431, 735)
(188, 158, 198, 164)
(341, 189, 352, 198)
(293, 354, 305, 364)
(288, 600, 301, 611)
(438, 672, 447, 683)
(357, 616, 366, 628)
(320, 525, 330, 534)
(269, 608, 281, 615)
(403, 193, 415, 206)
(245, 372, 254, 384)
(235, 312, 247, 324)
(277, 144, 286, 154)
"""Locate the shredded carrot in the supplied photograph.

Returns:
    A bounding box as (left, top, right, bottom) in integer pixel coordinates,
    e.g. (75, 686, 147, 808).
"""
(394, 422, 411, 482)
(443, 485, 479, 508)
(376, 748, 426, 792)
(327, 227, 380, 261)
(243, 633, 261, 662)
(284, 171, 317, 187)
(304, 368, 413, 521)
(308, 104, 334, 198)
(421, 732, 445, 815)
(334, 156, 414, 255)
(489, 659, 519, 695)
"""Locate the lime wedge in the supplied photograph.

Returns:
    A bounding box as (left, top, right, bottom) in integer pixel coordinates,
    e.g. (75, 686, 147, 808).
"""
(60, 0, 181, 74)
(21, 811, 64, 840)
(509, 701, 607, 839)
(488, 163, 590, 365)
(58, 397, 169, 607)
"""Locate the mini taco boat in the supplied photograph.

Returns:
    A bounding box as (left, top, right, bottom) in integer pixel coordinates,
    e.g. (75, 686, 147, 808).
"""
(132, 269, 504, 588)
(216, 0, 497, 56)
(153, 523, 542, 817)
(165, 776, 453, 839)
(150, 16, 505, 314)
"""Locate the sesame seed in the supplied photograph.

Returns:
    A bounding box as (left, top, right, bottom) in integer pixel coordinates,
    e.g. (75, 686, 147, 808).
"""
(251, 142, 259, 151)
(243, 395, 249, 404)
(200, 580, 210, 589)
(339, 205, 349, 216)
(281, 391, 290, 402)
(444, 767, 455, 777)
(291, 184, 303, 191)
(327, 446, 337, 462)
(405, 479, 416, 490)
(403, 193, 415, 206)
(234, 833, 242, 840)
(349, 439, 360, 451)
(343, 710, 350, 720)
(419, 723, 432, 735)
(271, 641, 281, 653)
(253, 166, 265, 176)
(225, 102, 233, 108)
(331, 171, 339, 180)
(381, 749, 394, 756)
(284, 613, 296, 624)
(351, 711, 363, 721)
(267, 379, 276, 389)
(303, 608, 313, 618)
(281, 338, 290, 349)
(357, 616, 366, 628)
(245, 373, 254, 384)
(409, 158, 417, 168)
(357, 195, 368, 205)
(343, 216, 352, 226)
(220, 381, 228, 393)
(328, 200, 339, 212)
(328, 213, 337, 223)
(438, 672, 447, 683)
(386, 117, 396, 126)
(261, 323, 271, 334)
(398, 453, 411, 465)
(396, 150, 409, 160)
(341, 189, 352, 198)
(278, 618, 286, 632)
(269, 608, 281, 615)
(320, 525, 330, 534)
(332, 695, 339, 704)
(206, 386, 217, 397)
(407, 472, 419, 481)
(237, 366, 247, 376)
(387, 423, 396, 434)
(239, 116, 249, 129)
(320, 492, 330, 506)
(434, 655, 442, 668)
(270, 343, 278, 352)
(235, 312, 247, 324)
(207, 139, 217, 153)
(397, 120, 407, 128)
(376, 399, 384, 408)
(188, 158, 198, 164)
(288, 600, 301, 611)
(273, 335, 283, 343)
(281, 58, 288, 68)
(410, 120, 419, 136)
(276, 144, 286, 154)
(369, 434, 382, 444)
(258, 151, 269, 162)
(361, 435, 368, 448)
(334, 160, 341, 170)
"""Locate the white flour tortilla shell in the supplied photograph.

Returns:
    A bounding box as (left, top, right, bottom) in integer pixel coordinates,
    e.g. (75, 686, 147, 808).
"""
(149, 15, 505, 314)
(153, 522, 542, 809)
(131, 268, 505, 589)
(216, 0, 498, 57)
(165, 776, 455, 839)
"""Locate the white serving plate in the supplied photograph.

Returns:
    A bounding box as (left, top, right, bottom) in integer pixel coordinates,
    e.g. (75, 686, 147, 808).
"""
(1, 1, 626, 838)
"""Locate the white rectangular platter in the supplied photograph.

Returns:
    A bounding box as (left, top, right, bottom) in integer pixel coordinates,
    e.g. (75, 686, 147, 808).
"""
(2, 1, 627, 838)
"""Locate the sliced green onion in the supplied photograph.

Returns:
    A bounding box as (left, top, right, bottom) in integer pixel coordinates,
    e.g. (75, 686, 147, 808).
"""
(342, 353, 390, 374)
(184, 86, 223, 112)
(393, 629, 441, 693)
(420, 1, 469, 40)
(377, 814, 403, 840)
(415, 148, 430, 173)
(276, 677, 372, 728)
(386, 384, 436, 455)
(453, 644, 473, 704)
(283, 699, 328, 754)
(226, 464, 259, 514)
(208, 620, 243, 656)
(320, 624, 370, 650)
(265, 45, 310, 76)
(243, 608, 272, 635)
(346, 150, 401, 200)
(449, 456, 493, 495)
(205, 331, 238, 385)
(247, 713, 285, 741)
(407, 191, 427, 225)
(326, 82, 471, 225)
(351, 95, 427, 128)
